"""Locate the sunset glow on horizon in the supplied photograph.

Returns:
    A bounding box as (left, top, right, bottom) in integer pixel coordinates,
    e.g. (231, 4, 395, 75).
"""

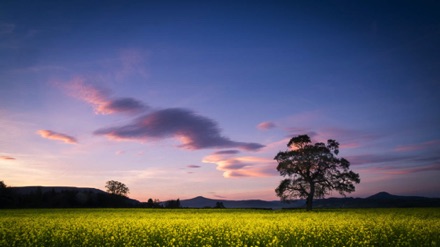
(1, 1, 439, 202)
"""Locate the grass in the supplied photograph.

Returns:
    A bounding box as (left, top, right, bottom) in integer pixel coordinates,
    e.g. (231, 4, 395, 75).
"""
(0, 208, 439, 246)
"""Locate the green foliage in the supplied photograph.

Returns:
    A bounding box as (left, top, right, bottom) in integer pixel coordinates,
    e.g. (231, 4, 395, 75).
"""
(0, 208, 438, 246)
(275, 134, 360, 210)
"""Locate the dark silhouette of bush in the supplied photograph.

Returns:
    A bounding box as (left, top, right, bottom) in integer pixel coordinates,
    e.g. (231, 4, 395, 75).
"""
(164, 199, 181, 208)
(214, 201, 225, 208)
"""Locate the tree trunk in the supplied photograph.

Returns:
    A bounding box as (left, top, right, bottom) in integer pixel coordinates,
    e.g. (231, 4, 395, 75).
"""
(306, 183, 315, 211)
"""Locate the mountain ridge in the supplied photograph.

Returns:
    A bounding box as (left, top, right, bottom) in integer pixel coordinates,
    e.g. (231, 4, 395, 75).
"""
(2, 186, 439, 208)
(180, 192, 440, 209)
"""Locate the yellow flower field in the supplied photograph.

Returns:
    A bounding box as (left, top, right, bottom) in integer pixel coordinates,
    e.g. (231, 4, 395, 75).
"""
(0, 208, 439, 246)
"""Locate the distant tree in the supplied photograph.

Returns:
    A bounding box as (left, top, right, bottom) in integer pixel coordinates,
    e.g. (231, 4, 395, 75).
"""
(145, 198, 162, 208)
(0, 180, 13, 208)
(105, 180, 129, 197)
(275, 134, 360, 211)
(147, 198, 154, 205)
(165, 199, 181, 208)
(0, 181, 6, 189)
(214, 201, 225, 208)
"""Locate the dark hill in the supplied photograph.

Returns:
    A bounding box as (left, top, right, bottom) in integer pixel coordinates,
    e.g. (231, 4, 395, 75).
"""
(367, 191, 427, 200)
(10, 186, 106, 195)
(182, 192, 440, 209)
(313, 192, 440, 208)
(1, 186, 140, 208)
(2, 186, 439, 209)
(367, 191, 396, 199)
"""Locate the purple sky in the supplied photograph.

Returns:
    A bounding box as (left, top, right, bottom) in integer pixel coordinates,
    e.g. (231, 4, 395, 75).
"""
(1, 1, 439, 201)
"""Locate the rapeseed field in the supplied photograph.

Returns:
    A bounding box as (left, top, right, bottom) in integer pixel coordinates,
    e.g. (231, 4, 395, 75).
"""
(0, 208, 439, 246)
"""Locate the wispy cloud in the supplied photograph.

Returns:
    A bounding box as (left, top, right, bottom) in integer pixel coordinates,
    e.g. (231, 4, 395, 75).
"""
(257, 121, 276, 130)
(213, 150, 241, 155)
(322, 127, 380, 148)
(37, 130, 78, 144)
(361, 163, 440, 175)
(0, 22, 15, 35)
(347, 154, 412, 166)
(187, 165, 201, 168)
(395, 140, 440, 152)
(202, 152, 276, 178)
(94, 108, 264, 151)
(349, 151, 440, 176)
(116, 49, 149, 80)
(208, 192, 227, 199)
(283, 119, 380, 149)
(63, 77, 147, 115)
(0, 155, 15, 160)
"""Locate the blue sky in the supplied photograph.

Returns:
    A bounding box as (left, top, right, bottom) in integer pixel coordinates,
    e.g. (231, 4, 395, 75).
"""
(1, 1, 439, 201)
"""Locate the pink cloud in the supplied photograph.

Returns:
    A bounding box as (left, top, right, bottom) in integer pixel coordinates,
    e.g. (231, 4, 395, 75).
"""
(0, 155, 15, 160)
(202, 152, 277, 178)
(257, 121, 276, 130)
(395, 140, 440, 152)
(63, 77, 147, 115)
(37, 130, 78, 144)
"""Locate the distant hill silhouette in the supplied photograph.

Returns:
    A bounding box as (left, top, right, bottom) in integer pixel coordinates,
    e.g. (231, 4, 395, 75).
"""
(180, 196, 303, 209)
(181, 192, 440, 209)
(367, 191, 397, 199)
(180, 192, 440, 209)
(367, 191, 427, 200)
(1, 186, 439, 209)
(0, 186, 140, 208)
(312, 192, 440, 208)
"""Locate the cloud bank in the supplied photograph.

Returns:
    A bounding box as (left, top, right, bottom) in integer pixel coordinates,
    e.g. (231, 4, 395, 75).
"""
(37, 130, 78, 144)
(94, 108, 264, 151)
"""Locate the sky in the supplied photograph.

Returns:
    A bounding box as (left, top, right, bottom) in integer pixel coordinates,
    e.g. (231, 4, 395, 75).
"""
(1, 1, 439, 201)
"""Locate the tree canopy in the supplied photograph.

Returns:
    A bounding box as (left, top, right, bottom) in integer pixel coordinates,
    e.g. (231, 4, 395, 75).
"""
(275, 134, 360, 210)
(105, 180, 129, 197)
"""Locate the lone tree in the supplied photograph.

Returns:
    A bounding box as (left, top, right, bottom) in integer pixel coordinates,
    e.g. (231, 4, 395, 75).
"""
(275, 134, 360, 210)
(0, 181, 6, 189)
(105, 180, 129, 197)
